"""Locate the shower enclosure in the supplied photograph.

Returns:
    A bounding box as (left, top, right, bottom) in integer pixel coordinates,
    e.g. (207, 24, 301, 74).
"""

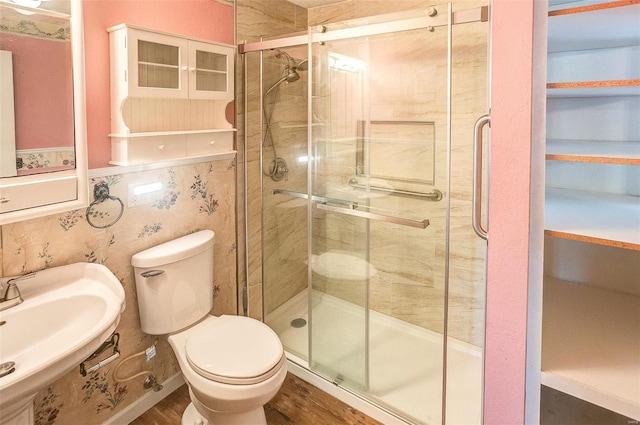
(240, 3, 489, 424)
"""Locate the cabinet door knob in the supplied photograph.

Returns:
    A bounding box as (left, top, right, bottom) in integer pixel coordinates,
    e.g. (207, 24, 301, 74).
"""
(209, 140, 215, 145)
(182, 66, 188, 71)
(158, 144, 165, 150)
(190, 67, 196, 72)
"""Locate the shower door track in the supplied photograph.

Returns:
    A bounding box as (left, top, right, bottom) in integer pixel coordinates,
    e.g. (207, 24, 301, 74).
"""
(238, 6, 488, 53)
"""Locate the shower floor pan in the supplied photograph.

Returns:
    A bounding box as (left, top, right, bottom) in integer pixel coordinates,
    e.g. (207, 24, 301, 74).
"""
(266, 289, 482, 425)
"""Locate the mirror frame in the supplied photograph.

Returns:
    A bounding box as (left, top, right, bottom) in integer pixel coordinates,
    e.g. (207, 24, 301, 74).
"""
(0, 0, 88, 225)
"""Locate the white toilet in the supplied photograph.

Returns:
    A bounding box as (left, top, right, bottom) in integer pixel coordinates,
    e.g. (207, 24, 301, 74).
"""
(132, 230, 287, 425)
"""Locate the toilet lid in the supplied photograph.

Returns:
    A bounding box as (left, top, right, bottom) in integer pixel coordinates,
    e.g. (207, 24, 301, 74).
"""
(185, 315, 284, 385)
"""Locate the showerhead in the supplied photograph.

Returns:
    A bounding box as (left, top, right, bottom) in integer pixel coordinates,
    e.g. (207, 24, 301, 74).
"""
(264, 49, 307, 97)
(296, 59, 308, 72)
(284, 67, 301, 83)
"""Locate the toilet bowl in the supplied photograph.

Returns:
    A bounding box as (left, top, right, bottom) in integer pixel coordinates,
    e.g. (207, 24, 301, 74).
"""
(170, 315, 287, 425)
(132, 230, 286, 425)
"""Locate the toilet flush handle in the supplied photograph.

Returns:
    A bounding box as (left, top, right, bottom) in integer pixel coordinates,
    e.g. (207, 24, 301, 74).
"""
(140, 270, 165, 278)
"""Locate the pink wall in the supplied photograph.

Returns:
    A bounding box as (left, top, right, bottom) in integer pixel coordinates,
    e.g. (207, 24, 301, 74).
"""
(78, 1, 544, 421)
(485, 0, 544, 423)
(82, 0, 234, 168)
(0, 35, 74, 150)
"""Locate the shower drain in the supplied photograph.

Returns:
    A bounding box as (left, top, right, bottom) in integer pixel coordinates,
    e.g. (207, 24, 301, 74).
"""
(290, 318, 307, 328)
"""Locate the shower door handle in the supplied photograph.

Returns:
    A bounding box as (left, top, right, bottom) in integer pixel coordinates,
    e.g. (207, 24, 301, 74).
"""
(473, 114, 490, 240)
(316, 203, 429, 229)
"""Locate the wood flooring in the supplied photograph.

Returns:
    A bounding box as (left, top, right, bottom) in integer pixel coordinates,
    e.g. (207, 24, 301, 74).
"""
(130, 373, 383, 425)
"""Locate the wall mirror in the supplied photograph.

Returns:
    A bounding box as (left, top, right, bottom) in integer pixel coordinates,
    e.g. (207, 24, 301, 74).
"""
(0, 0, 87, 224)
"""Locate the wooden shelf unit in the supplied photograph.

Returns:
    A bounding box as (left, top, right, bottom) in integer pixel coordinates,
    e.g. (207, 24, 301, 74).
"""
(545, 188, 640, 250)
(548, 0, 640, 16)
(543, 1, 640, 421)
(547, 79, 640, 98)
(546, 139, 640, 164)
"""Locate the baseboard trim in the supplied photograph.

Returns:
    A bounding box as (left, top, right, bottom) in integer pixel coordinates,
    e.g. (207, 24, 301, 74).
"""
(103, 372, 185, 425)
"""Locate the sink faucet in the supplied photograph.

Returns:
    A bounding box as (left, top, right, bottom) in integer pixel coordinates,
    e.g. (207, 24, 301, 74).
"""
(0, 272, 35, 312)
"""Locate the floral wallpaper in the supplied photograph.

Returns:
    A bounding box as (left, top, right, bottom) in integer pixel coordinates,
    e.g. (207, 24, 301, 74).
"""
(16, 149, 75, 175)
(0, 158, 237, 425)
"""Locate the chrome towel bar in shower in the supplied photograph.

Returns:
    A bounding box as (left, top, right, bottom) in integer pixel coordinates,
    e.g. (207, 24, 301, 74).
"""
(348, 178, 443, 201)
(273, 188, 358, 209)
(316, 203, 429, 229)
(274, 188, 429, 229)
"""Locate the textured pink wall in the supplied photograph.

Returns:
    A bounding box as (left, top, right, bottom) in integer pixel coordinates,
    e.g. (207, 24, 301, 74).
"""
(485, 1, 539, 423)
(0, 35, 74, 150)
(83, 0, 234, 168)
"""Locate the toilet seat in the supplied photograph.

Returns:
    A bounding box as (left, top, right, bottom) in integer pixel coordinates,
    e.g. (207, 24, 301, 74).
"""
(185, 315, 284, 385)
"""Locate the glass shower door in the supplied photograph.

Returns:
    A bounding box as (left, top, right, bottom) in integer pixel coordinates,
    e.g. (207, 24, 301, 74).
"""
(307, 38, 369, 390)
(247, 3, 490, 423)
(308, 8, 452, 424)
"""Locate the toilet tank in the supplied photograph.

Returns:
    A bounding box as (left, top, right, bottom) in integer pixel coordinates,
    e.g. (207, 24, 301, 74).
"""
(132, 230, 215, 335)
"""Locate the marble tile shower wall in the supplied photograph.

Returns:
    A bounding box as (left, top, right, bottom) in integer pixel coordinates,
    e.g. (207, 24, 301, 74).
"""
(236, 0, 309, 320)
(262, 47, 310, 316)
(0, 159, 236, 424)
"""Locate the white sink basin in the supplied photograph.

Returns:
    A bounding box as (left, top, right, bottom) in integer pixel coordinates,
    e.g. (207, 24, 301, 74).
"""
(0, 263, 125, 425)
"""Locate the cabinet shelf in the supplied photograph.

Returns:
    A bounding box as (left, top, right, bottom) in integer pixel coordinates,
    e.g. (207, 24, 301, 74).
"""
(546, 139, 640, 164)
(545, 188, 640, 250)
(196, 69, 226, 74)
(548, 1, 640, 52)
(542, 276, 640, 420)
(547, 79, 640, 97)
(139, 61, 178, 69)
(109, 128, 236, 138)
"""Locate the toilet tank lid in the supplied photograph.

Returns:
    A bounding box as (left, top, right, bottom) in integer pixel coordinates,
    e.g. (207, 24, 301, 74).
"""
(132, 230, 215, 268)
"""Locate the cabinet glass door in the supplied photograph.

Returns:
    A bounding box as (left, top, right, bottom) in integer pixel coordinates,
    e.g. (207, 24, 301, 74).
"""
(189, 41, 232, 99)
(128, 30, 188, 98)
(137, 40, 180, 89)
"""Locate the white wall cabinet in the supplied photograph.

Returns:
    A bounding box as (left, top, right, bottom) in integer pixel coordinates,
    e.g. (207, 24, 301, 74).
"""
(108, 24, 235, 166)
(543, 0, 640, 421)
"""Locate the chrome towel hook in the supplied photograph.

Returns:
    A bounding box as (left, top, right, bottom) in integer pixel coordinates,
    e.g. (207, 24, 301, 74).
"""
(86, 182, 124, 229)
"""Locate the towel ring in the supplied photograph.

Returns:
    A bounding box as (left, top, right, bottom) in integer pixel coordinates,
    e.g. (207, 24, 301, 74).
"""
(86, 183, 124, 229)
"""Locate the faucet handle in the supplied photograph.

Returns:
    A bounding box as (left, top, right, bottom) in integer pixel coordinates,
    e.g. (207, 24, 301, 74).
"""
(3, 272, 35, 300)
(2, 282, 22, 301)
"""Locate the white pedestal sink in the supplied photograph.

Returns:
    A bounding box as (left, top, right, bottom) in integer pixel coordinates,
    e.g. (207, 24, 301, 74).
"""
(0, 263, 125, 425)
